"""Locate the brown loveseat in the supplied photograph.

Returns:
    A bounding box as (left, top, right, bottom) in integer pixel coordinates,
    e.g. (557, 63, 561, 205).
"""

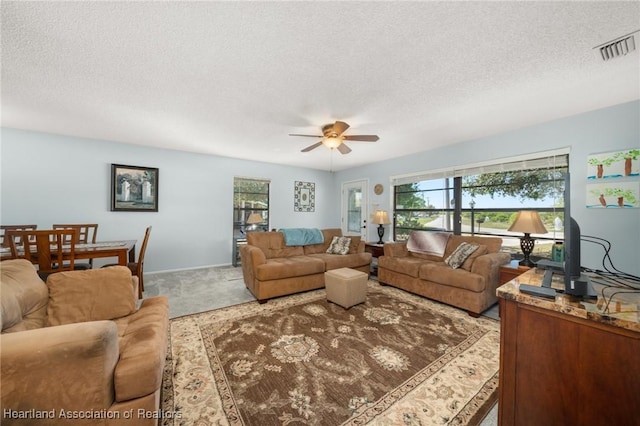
(1, 259, 169, 425)
(240, 228, 372, 302)
(378, 234, 510, 316)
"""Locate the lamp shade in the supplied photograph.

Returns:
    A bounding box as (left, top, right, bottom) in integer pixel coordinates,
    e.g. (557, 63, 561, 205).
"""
(508, 211, 548, 234)
(372, 210, 390, 225)
(246, 213, 263, 224)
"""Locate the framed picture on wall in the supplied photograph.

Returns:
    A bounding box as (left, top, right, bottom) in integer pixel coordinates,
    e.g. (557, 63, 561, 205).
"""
(110, 164, 159, 212)
(294, 181, 315, 212)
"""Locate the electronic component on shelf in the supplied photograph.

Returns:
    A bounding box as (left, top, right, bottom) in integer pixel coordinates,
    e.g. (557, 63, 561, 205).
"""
(536, 259, 565, 273)
(519, 283, 557, 299)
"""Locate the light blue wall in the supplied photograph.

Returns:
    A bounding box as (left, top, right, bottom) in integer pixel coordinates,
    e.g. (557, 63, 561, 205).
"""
(2, 101, 639, 275)
(0, 129, 337, 272)
(335, 100, 640, 276)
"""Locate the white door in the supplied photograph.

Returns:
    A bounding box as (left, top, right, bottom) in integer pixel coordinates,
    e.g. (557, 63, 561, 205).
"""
(342, 180, 368, 239)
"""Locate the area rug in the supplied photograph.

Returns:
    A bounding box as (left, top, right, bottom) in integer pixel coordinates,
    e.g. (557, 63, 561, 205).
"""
(161, 281, 499, 425)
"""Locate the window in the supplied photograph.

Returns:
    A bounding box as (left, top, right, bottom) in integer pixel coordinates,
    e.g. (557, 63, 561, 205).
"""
(233, 177, 270, 238)
(394, 179, 455, 239)
(392, 150, 568, 261)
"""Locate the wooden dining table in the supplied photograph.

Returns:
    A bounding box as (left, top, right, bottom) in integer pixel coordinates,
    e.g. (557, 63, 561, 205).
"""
(0, 240, 137, 266)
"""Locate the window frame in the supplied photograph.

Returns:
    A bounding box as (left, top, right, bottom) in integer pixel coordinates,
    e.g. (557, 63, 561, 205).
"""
(233, 177, 270, 238)
(391, 151, 569, 261)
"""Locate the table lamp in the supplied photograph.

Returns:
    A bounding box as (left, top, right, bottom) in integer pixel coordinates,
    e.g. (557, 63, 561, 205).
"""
(372, 210, 390, 244)
(246, 213, 263, 231)
(508, 210, 548, 266)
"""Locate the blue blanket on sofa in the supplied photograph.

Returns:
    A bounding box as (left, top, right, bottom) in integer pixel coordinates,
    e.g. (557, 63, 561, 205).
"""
(279, 228, 324, 246)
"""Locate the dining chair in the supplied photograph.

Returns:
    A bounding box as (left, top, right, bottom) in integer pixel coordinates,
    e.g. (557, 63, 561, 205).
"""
(7, 229, 77, 281)
(1, 225, 38, 248)
(52, 224, 98, 268)
(103, 226, 151, 299)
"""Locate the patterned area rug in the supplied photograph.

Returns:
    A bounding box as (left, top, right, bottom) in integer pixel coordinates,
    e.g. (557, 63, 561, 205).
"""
(161, 281, 499, 425)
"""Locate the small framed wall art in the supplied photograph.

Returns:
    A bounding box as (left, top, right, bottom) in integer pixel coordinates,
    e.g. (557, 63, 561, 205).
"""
(111, 164, 159, 212)
(294, 181, 315, 212)
(586, 149, 639, 208)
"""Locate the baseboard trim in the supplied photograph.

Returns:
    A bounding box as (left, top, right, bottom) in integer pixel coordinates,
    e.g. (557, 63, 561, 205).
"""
(146, 263, 234, 275)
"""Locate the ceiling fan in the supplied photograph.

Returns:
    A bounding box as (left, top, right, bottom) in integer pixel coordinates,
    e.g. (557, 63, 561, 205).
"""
(289, 121, 379, 154)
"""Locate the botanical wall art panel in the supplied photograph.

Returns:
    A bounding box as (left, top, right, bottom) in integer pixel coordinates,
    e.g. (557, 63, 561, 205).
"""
(294, 181, 315, 212)
(587, 149, 639, 180)
(586, 182, 639, 208)
(586, 149, 639, 209)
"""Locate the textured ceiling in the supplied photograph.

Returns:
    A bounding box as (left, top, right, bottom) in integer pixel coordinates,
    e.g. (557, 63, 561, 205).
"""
(2, 1, 639, 171)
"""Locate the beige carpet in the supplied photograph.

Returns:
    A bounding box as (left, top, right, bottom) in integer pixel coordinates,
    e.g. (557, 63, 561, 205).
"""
(161, 281, 499, 425)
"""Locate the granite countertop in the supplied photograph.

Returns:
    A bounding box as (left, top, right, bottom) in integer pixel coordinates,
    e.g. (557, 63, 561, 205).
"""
(497, 267, 640, 333)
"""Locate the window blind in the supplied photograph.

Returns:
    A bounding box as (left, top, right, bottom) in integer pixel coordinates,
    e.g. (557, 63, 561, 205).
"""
(234, 176, 271, 183)
(391, 148, 570, 186)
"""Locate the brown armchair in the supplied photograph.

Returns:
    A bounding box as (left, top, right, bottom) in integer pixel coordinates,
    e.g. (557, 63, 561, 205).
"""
(1, 259, 169, 425)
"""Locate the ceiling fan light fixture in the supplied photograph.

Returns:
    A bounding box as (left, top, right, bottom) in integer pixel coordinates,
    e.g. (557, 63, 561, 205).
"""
(322, 136, 342, 149)
(292, 121, 378, 154)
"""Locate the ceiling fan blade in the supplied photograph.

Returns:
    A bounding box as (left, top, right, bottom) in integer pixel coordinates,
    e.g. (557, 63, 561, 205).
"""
(337, 143, 352, 154)
(301, 141, 323, 152)
(289, 133, 322, 138)
(333, 121, 350, 136)
(343, 135, 379, 142)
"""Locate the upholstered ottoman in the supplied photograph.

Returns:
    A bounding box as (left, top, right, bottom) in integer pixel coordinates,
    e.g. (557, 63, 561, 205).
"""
(325, 267, 368, 308)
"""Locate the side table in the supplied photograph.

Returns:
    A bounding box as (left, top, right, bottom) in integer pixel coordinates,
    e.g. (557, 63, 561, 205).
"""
(499, 259, 531, 285)
(232, 237, 247, 267)
(365, 242, 384, 275)
(497, 269, 640, 425)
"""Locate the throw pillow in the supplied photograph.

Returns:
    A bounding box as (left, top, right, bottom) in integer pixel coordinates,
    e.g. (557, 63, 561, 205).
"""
(445, 242, 480, 269)
(326, 236, 352, 255)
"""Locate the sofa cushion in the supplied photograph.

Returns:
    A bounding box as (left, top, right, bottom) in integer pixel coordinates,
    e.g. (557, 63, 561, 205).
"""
(308, 252, 372, 270)
(419, 263, 486, 292)
(444, 235, 502, 257)
(326, 236, 351, 254)
(304, 230, 362, 255)
(461, 245, 488, 271)
(348, 236, 362, 253)
(247, 231, 304, 258)
(304, 229, 341, 254)
(378, 255, 424, 278)
(113, 296, 168, 402)
(255, 256, 325, 281)
(1, 259, 48, 333)
(47, 266, 137, 326)
(445, 242, 480, 269)
(408, 251, 445, 262)
(0, 320, 120, 411)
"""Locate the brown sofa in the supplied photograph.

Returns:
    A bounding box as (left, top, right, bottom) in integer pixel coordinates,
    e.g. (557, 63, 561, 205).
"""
(240, 228, 372, 302)
(378, 234, 510, 316)
(1, 259, 169, 425)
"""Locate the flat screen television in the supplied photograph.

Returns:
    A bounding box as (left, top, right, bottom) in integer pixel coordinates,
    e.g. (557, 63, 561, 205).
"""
(519, 171, 594, 298)
(563, 172, 594, 296)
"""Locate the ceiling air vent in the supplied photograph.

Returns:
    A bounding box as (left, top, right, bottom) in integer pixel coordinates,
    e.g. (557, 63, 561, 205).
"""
(594, 30, 639, 61)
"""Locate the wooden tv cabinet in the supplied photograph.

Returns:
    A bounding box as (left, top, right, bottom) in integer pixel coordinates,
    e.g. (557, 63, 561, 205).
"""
(496, 269, 640, 426)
